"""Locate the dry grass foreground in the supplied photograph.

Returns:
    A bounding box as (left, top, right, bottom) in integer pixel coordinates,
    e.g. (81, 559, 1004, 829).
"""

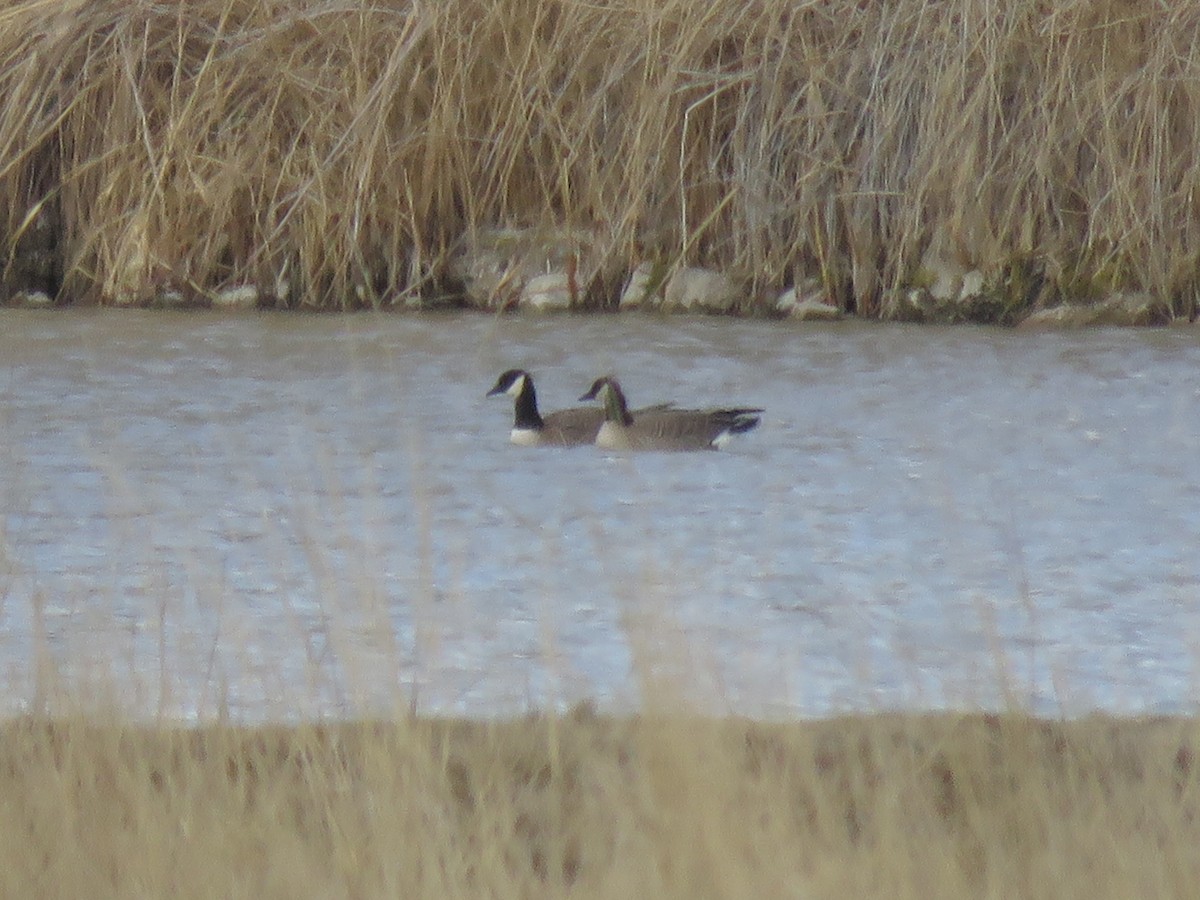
(2, 0, 1200, 313)
(1, 708, 1196, 897)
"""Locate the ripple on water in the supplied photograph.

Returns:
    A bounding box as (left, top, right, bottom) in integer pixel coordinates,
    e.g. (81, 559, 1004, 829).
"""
(0, 312, 1198, 718)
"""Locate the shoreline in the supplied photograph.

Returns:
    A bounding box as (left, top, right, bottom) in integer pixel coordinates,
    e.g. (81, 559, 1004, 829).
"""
(3, 277, 1190, 328)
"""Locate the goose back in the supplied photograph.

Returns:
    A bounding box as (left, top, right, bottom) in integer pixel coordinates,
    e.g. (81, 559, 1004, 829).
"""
(580, 376, 761, 451)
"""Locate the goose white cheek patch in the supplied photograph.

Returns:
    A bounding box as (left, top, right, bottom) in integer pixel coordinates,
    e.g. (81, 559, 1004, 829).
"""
(506, 374, 527, 397)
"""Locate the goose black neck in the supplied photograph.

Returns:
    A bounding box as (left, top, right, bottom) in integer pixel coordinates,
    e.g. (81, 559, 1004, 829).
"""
(604, 381, 634, 426)
(513, 378, 545, 430)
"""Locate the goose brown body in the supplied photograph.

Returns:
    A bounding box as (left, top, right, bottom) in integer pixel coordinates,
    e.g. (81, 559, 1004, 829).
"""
(488, 370, 674, 447)
(579, 376, 761, 451)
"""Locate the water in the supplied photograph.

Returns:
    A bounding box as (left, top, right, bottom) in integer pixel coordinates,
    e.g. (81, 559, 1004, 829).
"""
(1, 310, 1198, 720)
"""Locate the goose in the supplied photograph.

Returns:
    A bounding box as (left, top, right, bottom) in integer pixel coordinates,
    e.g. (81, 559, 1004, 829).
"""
(579, 376, 762, 451)
(487, 369, 674, 447)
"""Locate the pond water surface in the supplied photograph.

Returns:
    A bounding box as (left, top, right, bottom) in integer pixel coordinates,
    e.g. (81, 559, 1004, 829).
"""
(1, 310, 1198, 720)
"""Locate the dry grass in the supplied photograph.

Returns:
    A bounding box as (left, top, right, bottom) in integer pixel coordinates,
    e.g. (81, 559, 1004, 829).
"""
(0, 706, 1196, 897)
(1, 0, 1199, 311)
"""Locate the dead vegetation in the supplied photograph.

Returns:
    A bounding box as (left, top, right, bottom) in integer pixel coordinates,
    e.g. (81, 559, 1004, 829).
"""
(0, 0, 1198, 313)
(1, 708, 1196, 897)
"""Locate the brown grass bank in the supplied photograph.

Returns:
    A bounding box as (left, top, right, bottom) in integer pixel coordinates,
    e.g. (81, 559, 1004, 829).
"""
(2, 709, 1198, 897)
(2, 0, 1200, 316)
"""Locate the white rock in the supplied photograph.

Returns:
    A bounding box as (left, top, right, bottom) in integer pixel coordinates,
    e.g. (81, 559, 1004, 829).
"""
(11, 290, 53, 307)
(927, 262, 964, 301)
(662, 267, 740, 313)
(519, 272, 573, 312)
(775, 279, 841, 319)
(159, 289, 188, 309)
(1020, 292, 1169, 328)
(212, 284, 259, 309)
(959, 269, 985, 300)
(619, 262, 659, 310)
(450, 226, 600, 310)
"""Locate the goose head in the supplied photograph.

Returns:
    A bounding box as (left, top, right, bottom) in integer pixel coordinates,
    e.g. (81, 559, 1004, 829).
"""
(487, 369, 530, 398)
(579, 376, 634, 426)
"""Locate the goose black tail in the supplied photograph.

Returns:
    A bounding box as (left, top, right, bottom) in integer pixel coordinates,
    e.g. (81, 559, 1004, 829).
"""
(727, 414, 761, 435)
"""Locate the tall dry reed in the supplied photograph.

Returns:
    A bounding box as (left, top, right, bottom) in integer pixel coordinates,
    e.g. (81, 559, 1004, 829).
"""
(1, 708, 1197, 897)
(0, 0, 1198, 311)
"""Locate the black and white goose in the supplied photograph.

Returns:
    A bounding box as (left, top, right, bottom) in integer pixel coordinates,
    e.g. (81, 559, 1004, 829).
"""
(487, 369, 675, 447)
(487, 369, 604, 446)
(579, 375, 761, 451)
